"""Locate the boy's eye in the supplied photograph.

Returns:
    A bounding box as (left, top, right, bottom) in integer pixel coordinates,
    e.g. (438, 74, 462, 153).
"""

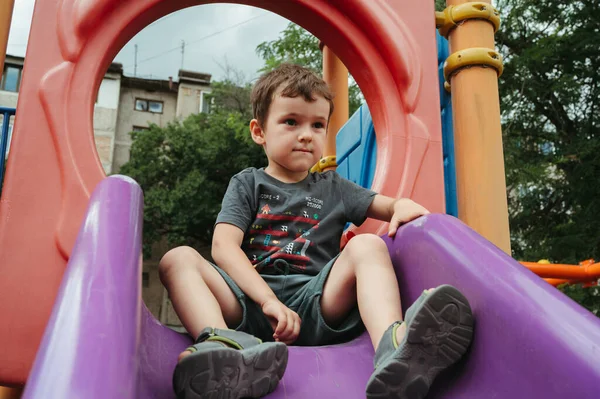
(313, 122, 325, 129)
(284, 119, 297, 126)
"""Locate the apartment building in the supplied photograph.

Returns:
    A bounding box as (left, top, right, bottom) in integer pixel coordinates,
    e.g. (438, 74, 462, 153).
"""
(1, 54, 213, 327)
(1, 54, 212, 174)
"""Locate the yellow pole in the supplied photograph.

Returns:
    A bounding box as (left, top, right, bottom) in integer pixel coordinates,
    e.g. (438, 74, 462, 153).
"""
(320, 42, 349, 171)
(446, 0, 511, 254)
(0, 0, 15, 74)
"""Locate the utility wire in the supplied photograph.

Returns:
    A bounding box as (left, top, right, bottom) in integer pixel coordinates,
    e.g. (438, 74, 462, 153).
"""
(123, 13, 266, 69)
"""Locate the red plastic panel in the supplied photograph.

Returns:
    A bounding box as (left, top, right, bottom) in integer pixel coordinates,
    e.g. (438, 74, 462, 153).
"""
(0, 0, 442, 385)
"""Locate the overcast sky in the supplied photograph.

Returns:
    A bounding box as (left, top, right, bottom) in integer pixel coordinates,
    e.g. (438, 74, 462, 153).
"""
(7, 0, 291, 83)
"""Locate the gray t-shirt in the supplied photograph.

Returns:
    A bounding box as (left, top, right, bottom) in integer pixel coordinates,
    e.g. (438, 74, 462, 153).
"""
(215, 168, 377, 277)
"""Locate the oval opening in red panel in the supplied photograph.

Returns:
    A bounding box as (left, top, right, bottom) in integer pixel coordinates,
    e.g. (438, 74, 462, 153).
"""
(1, 0, 442, 385)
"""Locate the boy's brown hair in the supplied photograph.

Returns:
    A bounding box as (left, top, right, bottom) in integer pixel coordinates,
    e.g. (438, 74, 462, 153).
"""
(251, 63, 334, 128)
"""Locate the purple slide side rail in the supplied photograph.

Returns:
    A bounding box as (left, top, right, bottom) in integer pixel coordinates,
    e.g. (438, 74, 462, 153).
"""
(389, 214, 600, 398)
(23, 175, 600, 398)
(23, 176, 145, 398)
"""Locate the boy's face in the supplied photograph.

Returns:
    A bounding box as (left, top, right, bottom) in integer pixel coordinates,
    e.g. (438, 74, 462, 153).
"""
(250, 90, 330, 182)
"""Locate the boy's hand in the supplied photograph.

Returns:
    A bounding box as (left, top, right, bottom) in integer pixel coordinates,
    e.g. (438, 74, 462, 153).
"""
(388, 198, 430, 237)
(261, 298, 301, 345)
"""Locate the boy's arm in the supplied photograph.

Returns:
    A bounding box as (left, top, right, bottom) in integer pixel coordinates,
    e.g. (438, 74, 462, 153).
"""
(212, 222, 302, 344)
(366, 195, 430, 237)
(212, 223, 278, 306)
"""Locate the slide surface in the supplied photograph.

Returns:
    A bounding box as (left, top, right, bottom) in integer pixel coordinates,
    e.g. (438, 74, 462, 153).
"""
(22, 177, 600, 398)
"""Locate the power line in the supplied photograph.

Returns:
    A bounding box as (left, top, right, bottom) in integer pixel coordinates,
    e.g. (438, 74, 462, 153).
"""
(185, 14, 265, 47)
(123, 13, 266, 69)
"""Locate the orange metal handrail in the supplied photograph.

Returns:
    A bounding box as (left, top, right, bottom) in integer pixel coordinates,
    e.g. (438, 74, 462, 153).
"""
(521, 259, 600, 286)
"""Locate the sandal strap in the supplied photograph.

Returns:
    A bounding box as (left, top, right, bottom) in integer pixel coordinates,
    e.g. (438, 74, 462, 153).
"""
(374, 321, 402, 368)
(194, 327, 262, 350)
(373, 288, 439, 368)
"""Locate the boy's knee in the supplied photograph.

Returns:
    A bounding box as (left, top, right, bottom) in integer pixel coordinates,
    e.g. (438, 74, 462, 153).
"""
(345, 233, 388, 257)
(159, 246, 202, 280)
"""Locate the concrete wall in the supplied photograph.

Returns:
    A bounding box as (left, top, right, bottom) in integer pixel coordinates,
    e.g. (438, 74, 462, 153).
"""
(0, 91, 18, 108)
(93, 73, 121, 174)
(97, 77, 120, 109)
(143, 240, 212, 329)
(112, 87, 178, 172)
(176, 82, 211, 119)
(93, 107, 118, 174)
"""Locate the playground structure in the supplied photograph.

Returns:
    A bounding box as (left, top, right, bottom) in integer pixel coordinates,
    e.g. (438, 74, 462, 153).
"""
(0, 0, 599, 398)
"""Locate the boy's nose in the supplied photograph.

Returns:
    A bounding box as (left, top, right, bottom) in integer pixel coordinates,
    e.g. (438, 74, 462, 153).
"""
(298, 128, 313, 141)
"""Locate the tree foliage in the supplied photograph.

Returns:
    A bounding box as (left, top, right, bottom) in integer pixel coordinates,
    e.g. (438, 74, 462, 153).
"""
(119, 80, 266, 256)
(256, 23, 362, 115)
(496, 0, 600, 264)
(256, 23, 323, 74)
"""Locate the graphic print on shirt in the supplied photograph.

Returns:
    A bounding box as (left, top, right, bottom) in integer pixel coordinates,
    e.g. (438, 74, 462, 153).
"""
(245, 190, 325, 272)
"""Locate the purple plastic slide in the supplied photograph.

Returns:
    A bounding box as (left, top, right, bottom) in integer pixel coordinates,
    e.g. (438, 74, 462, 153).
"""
(23, 176, 600, 398)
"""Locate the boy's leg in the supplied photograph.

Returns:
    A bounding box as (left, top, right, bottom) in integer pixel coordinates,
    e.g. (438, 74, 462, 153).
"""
(320, 234, 405, 349)
(161, 247, 288, 399)
(159, 246, 243, 348)
(320, 234, 473, 398)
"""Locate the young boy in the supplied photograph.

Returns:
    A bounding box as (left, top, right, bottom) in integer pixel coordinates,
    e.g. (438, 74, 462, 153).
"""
(162, 64, 474, 399)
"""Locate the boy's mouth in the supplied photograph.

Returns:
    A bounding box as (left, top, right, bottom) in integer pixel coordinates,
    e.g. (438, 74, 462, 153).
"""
(294, 148, 312, 153)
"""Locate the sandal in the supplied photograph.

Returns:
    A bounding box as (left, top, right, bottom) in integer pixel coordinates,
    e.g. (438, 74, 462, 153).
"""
(366, 285, 474, 399)
(173, 327, 288, 398)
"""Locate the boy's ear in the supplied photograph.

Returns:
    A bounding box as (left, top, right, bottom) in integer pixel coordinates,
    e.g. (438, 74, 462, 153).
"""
(250, 119, 265, 145)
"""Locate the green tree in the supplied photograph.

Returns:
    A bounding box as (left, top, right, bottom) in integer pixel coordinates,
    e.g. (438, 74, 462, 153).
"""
(119, 81, 266, 256)
(495, 0, 600, 264)
(256, 23, 363, 115)
(493, 0, 599, 316)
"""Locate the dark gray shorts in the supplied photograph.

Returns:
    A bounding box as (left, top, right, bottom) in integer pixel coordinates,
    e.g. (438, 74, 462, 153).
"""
(211, 256, 364, 346)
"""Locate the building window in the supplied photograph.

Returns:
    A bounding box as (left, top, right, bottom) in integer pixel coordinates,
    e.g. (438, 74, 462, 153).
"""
(135, 99, 148, 112)
(1, 65, 23, 93)
(149, 101, 164, 113)
(200, 91, 211, 114)
(132, 125, 150, 132)
(135, 98, 163, 114)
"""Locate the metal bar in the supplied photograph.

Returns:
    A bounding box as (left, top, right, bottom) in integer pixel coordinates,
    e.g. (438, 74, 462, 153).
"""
(521, 261, 600, 280)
